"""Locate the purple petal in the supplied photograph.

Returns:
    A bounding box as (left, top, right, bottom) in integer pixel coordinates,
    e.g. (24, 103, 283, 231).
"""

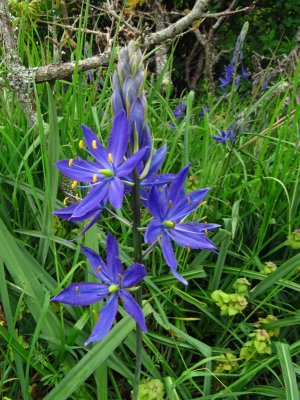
(169, 228, 217, 251)
(129, 97, 145, 143)
(51, 282, 109, 306)
(106, 233, 123, 280)
(55, 159, 100, 181)
(168, 165, 190, 203)
(166, 188, 210, 221)
(72, 182, 109, 217)
(53, 203, 78, 219)
(81, 125, 110, 167)
(161, 234, 187, 285)
(147, 185, 165, 220)
(174, 222, 220, 233)
(108, 177, 124, 209)
(80, 245, 112, 284)
(144, 219, 162, 243)
(142, 173, 174, 189)
(108, 111, 129, 167)
(147, 145, 167, 177)
(122, 263, 146, 288)
(116, 147, 148, 177)
(139, 124, 152, 160)
(119, 290, 147, 332)
(85, 293, 118, 345)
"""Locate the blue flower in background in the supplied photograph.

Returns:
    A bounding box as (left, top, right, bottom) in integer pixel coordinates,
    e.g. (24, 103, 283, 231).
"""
(145, 166, 219, 284)
(173, 102, 186, 119)
(213, 125, 236, 144)
(55, 111, 147, 216)
(52, 233, 147, 345)
(219, 23, 250, 90)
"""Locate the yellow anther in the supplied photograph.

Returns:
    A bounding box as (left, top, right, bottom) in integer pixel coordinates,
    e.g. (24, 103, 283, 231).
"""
(79, 140, 84, 149)
(108, 153, 113, 163)
(93, 174, 97, 183)
(92, 140, 97, 149)
(68, 159, 73, 167)
(75, 286, 80, 295)
(75, 194, 80, 201)
(71, 180, 77, 189)
(63, 197, 69, 205)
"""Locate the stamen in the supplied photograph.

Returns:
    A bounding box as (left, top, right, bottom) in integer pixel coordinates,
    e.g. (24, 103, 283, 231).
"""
(92, 140, 97, 149)
(108, 153, 113, 163)
(79, 140, 84, 149)
(68, 159, 73, 167)
(71, 180, 77, 189)
(63, 197, 69, 205)
(187, 196, 191, 204)
(75, 286, 79, 295)
(168, 200, 173, 208)
(205, 229, 208, 236)
(93, 174, 97, 183)
(97, 265, 102, 274)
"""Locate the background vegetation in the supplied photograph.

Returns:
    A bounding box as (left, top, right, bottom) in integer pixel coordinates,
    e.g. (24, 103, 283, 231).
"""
(0, 0, 300, 399)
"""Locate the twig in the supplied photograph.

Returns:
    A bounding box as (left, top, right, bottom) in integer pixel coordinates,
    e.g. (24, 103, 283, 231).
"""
(238, 110, 296, 151)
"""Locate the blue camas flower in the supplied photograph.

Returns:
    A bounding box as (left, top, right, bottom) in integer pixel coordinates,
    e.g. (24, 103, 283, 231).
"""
(173, 102, 186, 119)
(145, 166, 219, 285)
(213, 125, 235, 144)
(55, 111, 147, 217)
(52, 233, 147, 345)
(53, 200, 107, 238)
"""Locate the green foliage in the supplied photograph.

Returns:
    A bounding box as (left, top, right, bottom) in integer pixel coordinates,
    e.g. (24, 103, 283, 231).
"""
(1, 6, 300, 399)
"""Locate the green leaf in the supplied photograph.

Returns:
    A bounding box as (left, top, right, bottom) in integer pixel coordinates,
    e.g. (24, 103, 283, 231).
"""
(275, 342, 300, 400)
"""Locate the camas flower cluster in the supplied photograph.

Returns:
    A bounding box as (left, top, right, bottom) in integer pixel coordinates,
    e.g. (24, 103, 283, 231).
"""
(52, 41, 219, 344)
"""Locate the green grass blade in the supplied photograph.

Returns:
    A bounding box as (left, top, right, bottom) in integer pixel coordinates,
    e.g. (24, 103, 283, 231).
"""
(275, 342, 300, 400)
(44, 315, 141, 400)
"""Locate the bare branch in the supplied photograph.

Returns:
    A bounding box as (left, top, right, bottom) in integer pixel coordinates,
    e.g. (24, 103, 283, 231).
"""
(143, 0, 211, 47)
(32, 54, 111, 83)
(0, 0, 37, 126)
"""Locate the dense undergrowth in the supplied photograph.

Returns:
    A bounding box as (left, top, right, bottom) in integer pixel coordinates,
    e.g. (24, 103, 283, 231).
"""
(0, 8, 300, 400)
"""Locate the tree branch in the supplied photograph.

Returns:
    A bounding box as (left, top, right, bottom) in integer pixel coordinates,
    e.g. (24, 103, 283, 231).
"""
(0, 0, 37, 126)
(143, 0, 211, 47)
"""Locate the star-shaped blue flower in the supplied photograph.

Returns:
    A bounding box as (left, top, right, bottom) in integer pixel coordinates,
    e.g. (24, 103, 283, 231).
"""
(55, 111, 148, 217)
(52, 233, 147, 345)
(213, 125, 236, 144)
(145, 165, 219, 285)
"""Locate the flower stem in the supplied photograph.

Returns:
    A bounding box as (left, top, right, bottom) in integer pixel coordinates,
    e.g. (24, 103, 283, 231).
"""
(131, 169, 143, 400)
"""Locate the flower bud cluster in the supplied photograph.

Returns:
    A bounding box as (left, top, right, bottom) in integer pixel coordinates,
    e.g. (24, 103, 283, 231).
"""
(112, 41, 151, 155)
(136, 379, 165, 400)
(211, 278, 250, 316)
(260, 261, 277, 275)
(214, 352, 238, 374)
(240, 315, 280, 359)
